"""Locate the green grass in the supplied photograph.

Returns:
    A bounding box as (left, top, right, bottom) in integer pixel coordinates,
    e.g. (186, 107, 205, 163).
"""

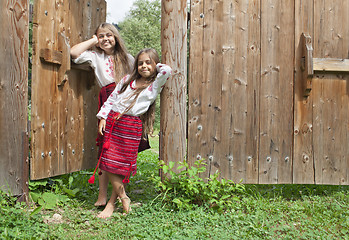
(1, 134, 348, 239)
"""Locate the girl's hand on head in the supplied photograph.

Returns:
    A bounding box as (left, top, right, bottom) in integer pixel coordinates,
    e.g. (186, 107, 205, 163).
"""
(98, 119, 106, 135)
(92, 35, 98, 45)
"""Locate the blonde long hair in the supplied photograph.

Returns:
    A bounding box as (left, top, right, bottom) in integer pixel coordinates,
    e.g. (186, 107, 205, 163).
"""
(119, 48, 160, 137)
(95, 23, 132, 81)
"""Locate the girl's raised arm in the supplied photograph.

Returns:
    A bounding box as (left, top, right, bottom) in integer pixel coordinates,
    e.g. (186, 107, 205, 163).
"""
(153, 63, 172, 90)
(70, 35, 98, 59)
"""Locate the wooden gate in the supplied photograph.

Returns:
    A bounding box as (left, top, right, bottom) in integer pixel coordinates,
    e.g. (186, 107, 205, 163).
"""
(187, 0, 349, 185)
(31, 0, 106, 180)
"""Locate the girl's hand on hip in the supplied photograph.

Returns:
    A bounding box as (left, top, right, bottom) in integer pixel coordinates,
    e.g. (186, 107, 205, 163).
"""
(98, 119, 106, 135)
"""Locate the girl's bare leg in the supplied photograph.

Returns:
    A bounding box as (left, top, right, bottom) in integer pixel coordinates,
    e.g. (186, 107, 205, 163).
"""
(120, 196, 131, 215)
(97, 187, 118, 219)
(94, 169, 108, 206)
(97, 173, 129, 218)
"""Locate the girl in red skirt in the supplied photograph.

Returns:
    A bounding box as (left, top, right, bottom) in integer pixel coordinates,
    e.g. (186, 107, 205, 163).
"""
(70, 23, 134, 207)
(95, 48, 171, 218)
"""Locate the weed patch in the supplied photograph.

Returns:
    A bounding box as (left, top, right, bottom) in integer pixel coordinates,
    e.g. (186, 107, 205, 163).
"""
(152, 159, 246, 212)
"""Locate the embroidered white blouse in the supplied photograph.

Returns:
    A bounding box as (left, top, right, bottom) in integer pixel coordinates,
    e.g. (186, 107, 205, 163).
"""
(97, 63, 172, 119)
(72, 50, 134, 88)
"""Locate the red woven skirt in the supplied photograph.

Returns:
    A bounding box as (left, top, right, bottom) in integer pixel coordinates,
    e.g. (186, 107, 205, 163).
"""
(96, 82, 116, 156)
(98, 82, 116, 110)
(99, 111, 142, 182)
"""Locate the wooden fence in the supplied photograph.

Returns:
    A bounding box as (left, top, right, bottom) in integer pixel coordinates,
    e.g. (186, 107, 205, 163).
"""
(0, 0, 348, 197)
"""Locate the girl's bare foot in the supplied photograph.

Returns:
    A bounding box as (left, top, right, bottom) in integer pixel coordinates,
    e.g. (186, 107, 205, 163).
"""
(120, 197, 131, 215)
(97, 202, 115, 219)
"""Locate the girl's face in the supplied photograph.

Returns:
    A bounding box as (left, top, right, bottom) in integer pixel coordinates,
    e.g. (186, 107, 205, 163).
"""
(137, 53, 156, 79)
(96, 28, 116, 55)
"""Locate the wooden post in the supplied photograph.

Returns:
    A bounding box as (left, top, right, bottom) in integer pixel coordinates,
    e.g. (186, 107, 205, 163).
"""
(160, 0, 187, 174)
(0, 0, 29, 195)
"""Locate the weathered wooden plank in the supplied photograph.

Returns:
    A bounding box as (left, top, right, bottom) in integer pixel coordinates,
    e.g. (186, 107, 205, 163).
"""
(188, 0, 213, 178)
(218, 0, 260, 184)
(160, 0, 187, 173)
(293, 0, 315, 184)
(0, 0, 29, 194)
(259, 0, 294, 184)
(313, 58, 349, 72)
(66, 0, 104, 173)
(245, 0, 260, 184)
(39, 48, 63, 65)
(200, 0, 222, 178)
(219, 0, 238, 181)
(189, 0, 260, 184)
(31, 0, 59, 178)
(210, 0, 228, 180)
(60, 0, 105, 174)
(188, 0, 204, 170)
(313, 0, 349, 185)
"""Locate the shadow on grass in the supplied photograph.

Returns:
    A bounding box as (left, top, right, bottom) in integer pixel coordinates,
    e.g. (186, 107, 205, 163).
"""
(245, 183, 349, 200)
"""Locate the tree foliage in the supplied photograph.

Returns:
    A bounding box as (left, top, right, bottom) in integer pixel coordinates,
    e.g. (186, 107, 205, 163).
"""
(118, 0, 161, 57)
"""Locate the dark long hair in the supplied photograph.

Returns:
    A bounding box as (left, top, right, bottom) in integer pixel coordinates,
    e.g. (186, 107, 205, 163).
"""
(119, 48, 160, 137)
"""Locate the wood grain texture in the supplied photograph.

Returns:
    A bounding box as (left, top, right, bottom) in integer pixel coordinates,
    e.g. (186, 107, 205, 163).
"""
(313, 58, 349, 72)
(200, 0, 222, 178)
(293, 0, 315, 184)
(187, 0, 348, 185)
(188, 0, 261, 183)
(245, 0, 260, 184)
(313, 0, 349, 185)
(188, 0, 204, 172)
(0, 0, 29, 194)
(259, 0, 294, 184)
(31, 0, 106, 180)
(160, 0, 187, 174)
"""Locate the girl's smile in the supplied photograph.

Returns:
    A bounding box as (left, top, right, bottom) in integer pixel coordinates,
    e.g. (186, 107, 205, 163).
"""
(97, 28, 116, 55)
(137, 53, 156, 79)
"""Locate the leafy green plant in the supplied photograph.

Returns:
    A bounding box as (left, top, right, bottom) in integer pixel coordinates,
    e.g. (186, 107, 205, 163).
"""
(29, 175, 79, 212)
(152, 159, 246, 212)
(0, 190, 49, 239)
